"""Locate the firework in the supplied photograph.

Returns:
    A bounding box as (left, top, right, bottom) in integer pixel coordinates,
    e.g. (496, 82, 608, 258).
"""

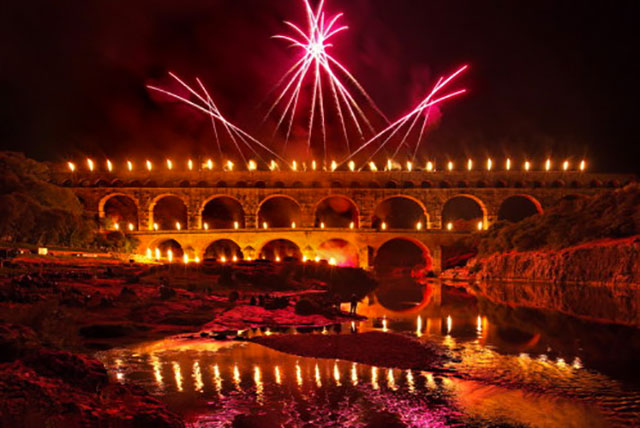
(343, 65, 468, 169)
(147, 73, 285, 166)
(268, 0, 386, 163)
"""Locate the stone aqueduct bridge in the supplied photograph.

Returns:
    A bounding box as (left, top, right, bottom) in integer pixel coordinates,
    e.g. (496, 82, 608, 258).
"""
(53, 169, 635, 271)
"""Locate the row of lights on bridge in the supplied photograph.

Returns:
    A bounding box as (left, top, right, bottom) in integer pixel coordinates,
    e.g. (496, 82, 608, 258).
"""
(68, 158, 587, 173)
(113, 220, 482, 232)
(143, 248, 338, 266)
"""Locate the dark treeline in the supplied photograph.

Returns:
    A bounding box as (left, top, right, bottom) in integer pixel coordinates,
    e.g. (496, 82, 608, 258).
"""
(0, 152, 137, 252)
(472, 184, 640, 255)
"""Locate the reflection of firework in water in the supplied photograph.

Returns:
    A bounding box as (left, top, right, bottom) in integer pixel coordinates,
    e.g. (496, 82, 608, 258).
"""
(268, 0, 386, 162)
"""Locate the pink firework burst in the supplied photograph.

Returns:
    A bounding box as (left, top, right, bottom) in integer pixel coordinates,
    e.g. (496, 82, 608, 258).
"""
(268, 0, 386, 164)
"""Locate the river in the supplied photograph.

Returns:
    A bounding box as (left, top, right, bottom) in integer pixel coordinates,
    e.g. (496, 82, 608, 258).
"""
(96, 278, 640, 427)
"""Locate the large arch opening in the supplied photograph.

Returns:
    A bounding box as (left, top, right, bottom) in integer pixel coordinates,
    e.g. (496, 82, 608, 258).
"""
(373, 238, 431, 274)
(204, 239, 243, 261)
(102, 195, 138, 231)
(442, 195, 485, 231)
(156, 239, 184, 260)
(152, 196, 188, 231)
(498, 195, 542, 223)
(317, 239, 359, 267)
(258, 196, 301, 229)
(315, 196, 359, 228)
(201, 196, 245, 229)
(372, 197, 427, 230)
(260, 239, 302, 261)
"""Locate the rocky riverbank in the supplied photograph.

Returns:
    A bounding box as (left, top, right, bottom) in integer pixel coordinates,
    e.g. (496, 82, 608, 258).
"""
(448, 236, 640, 326)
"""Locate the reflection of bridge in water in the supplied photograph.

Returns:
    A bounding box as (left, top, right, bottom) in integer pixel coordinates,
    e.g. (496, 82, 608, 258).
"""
(53, 169, 634, 271)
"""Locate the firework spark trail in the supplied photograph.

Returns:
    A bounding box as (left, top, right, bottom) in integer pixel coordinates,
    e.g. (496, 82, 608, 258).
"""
(269, 0, 386, 162)
(148, 73, 286, 165)
(340, 65, 469, 169)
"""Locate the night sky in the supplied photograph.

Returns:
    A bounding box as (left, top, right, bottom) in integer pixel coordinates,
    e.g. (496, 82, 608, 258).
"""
(1, 0, 638, 172)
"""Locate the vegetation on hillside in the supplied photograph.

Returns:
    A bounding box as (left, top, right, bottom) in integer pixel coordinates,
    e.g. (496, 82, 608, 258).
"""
(0, 152, 138, 252)
(471, 184, 640, 255)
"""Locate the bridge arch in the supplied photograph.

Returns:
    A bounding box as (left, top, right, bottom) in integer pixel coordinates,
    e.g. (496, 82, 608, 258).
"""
(150, 194, 188, 231)
(314, 195, 360, 228)
(317, 238, 360, 267)
(441, 194, 487, 231)
(257, 195, 302, 228)
(99, 193, 139, 230)
(259, 239, 302, 261)
(150, 238, 184, 260)
(373, 237, 432, 274)
(204, 239, 243, 260)
(372, 195, 428, 230)
(498, 195, 543, 223)
(200, 195, 245, 229)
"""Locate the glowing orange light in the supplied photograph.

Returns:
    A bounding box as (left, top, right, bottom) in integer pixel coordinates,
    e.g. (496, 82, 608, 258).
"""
(262, 222, 268, 230)
(127, 161, 133, 171)
(446, 315, 452, 334)
(524, 161, 531, 171)
(467, 159, 473, 171)
(381, 222, 387, 231)
(232, 255, 238, 262)
(314, 256, 320, 262)
(166, 159, 173, 170)
(188, 159, 193, 170)
(67, 162, 76, 172)
(269, 160, 278, 171)
(234, 221, 240, 230)
(292, 160, 298, 171)
(153, 223, 159, 231)
(545, 159, 552, 171)
(331, 160, 338, 171)
(106, 159, 113, 172)
(302, 255, 308, 262)
(349, 222, 355, 230)
(448, 161, 454, 171)
(369, 161, 378, 172)
(487, 158, 492, 171)
(146, 248, 152, 258)
(477, 221, 483, 231)
(426, 161, 434, 172)
(320, 222, 325, 229)
(447, 222, 453, 231)
(167, 249, 173, 263)
(329, 257, 337, 266)
(155, 248, 160, 260)
(349, 160, 356, 172)
(226, 160, 233, 171)
(416, 222, 423, 231)
(506, 158, 511, 170)
(175, 222, 181, 231)
(406, 161, 413, 172)
(183, 254, 189, 265)
(194, 256, 200, 264)
(220, 256, 227, 263)
(563, 160, 569, 171)
(128, 223, 134, 231)
(312, 160, 317, 171)
(248, 160, 257, 171)
(203, 222, 209, 230)
(208, 159, 214, 170)
(146, 160, 152, 171)
(275, 256, 281, 262)
(387, 159, 392, 171)
(580, 160, 586, 171)
(114, 223, 120, 231)
(291, 221, 296, 229)
(87, 158, 94, 171)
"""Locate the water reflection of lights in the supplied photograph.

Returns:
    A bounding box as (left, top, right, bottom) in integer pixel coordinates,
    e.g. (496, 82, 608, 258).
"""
(193, 361, 204, 392)
(556, 358, 566, 368)
(406, 370, 415, 394)
(274, 365, 282, 385)
(423, 372, 435, 389)
(315, 364, 322, 388)
(213, 364, 223, 396)
(233, 364, 242, 391)
(333, 362, 341, 386)
(254, 366, 264, 404)
(296, 362, 303, 387)
(387, 368, 397, 391)
(172, 362, 183, 392)
(351, 363, 358, 386)
(151, 354, 163, 389)
(371, 367, 379, 390)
